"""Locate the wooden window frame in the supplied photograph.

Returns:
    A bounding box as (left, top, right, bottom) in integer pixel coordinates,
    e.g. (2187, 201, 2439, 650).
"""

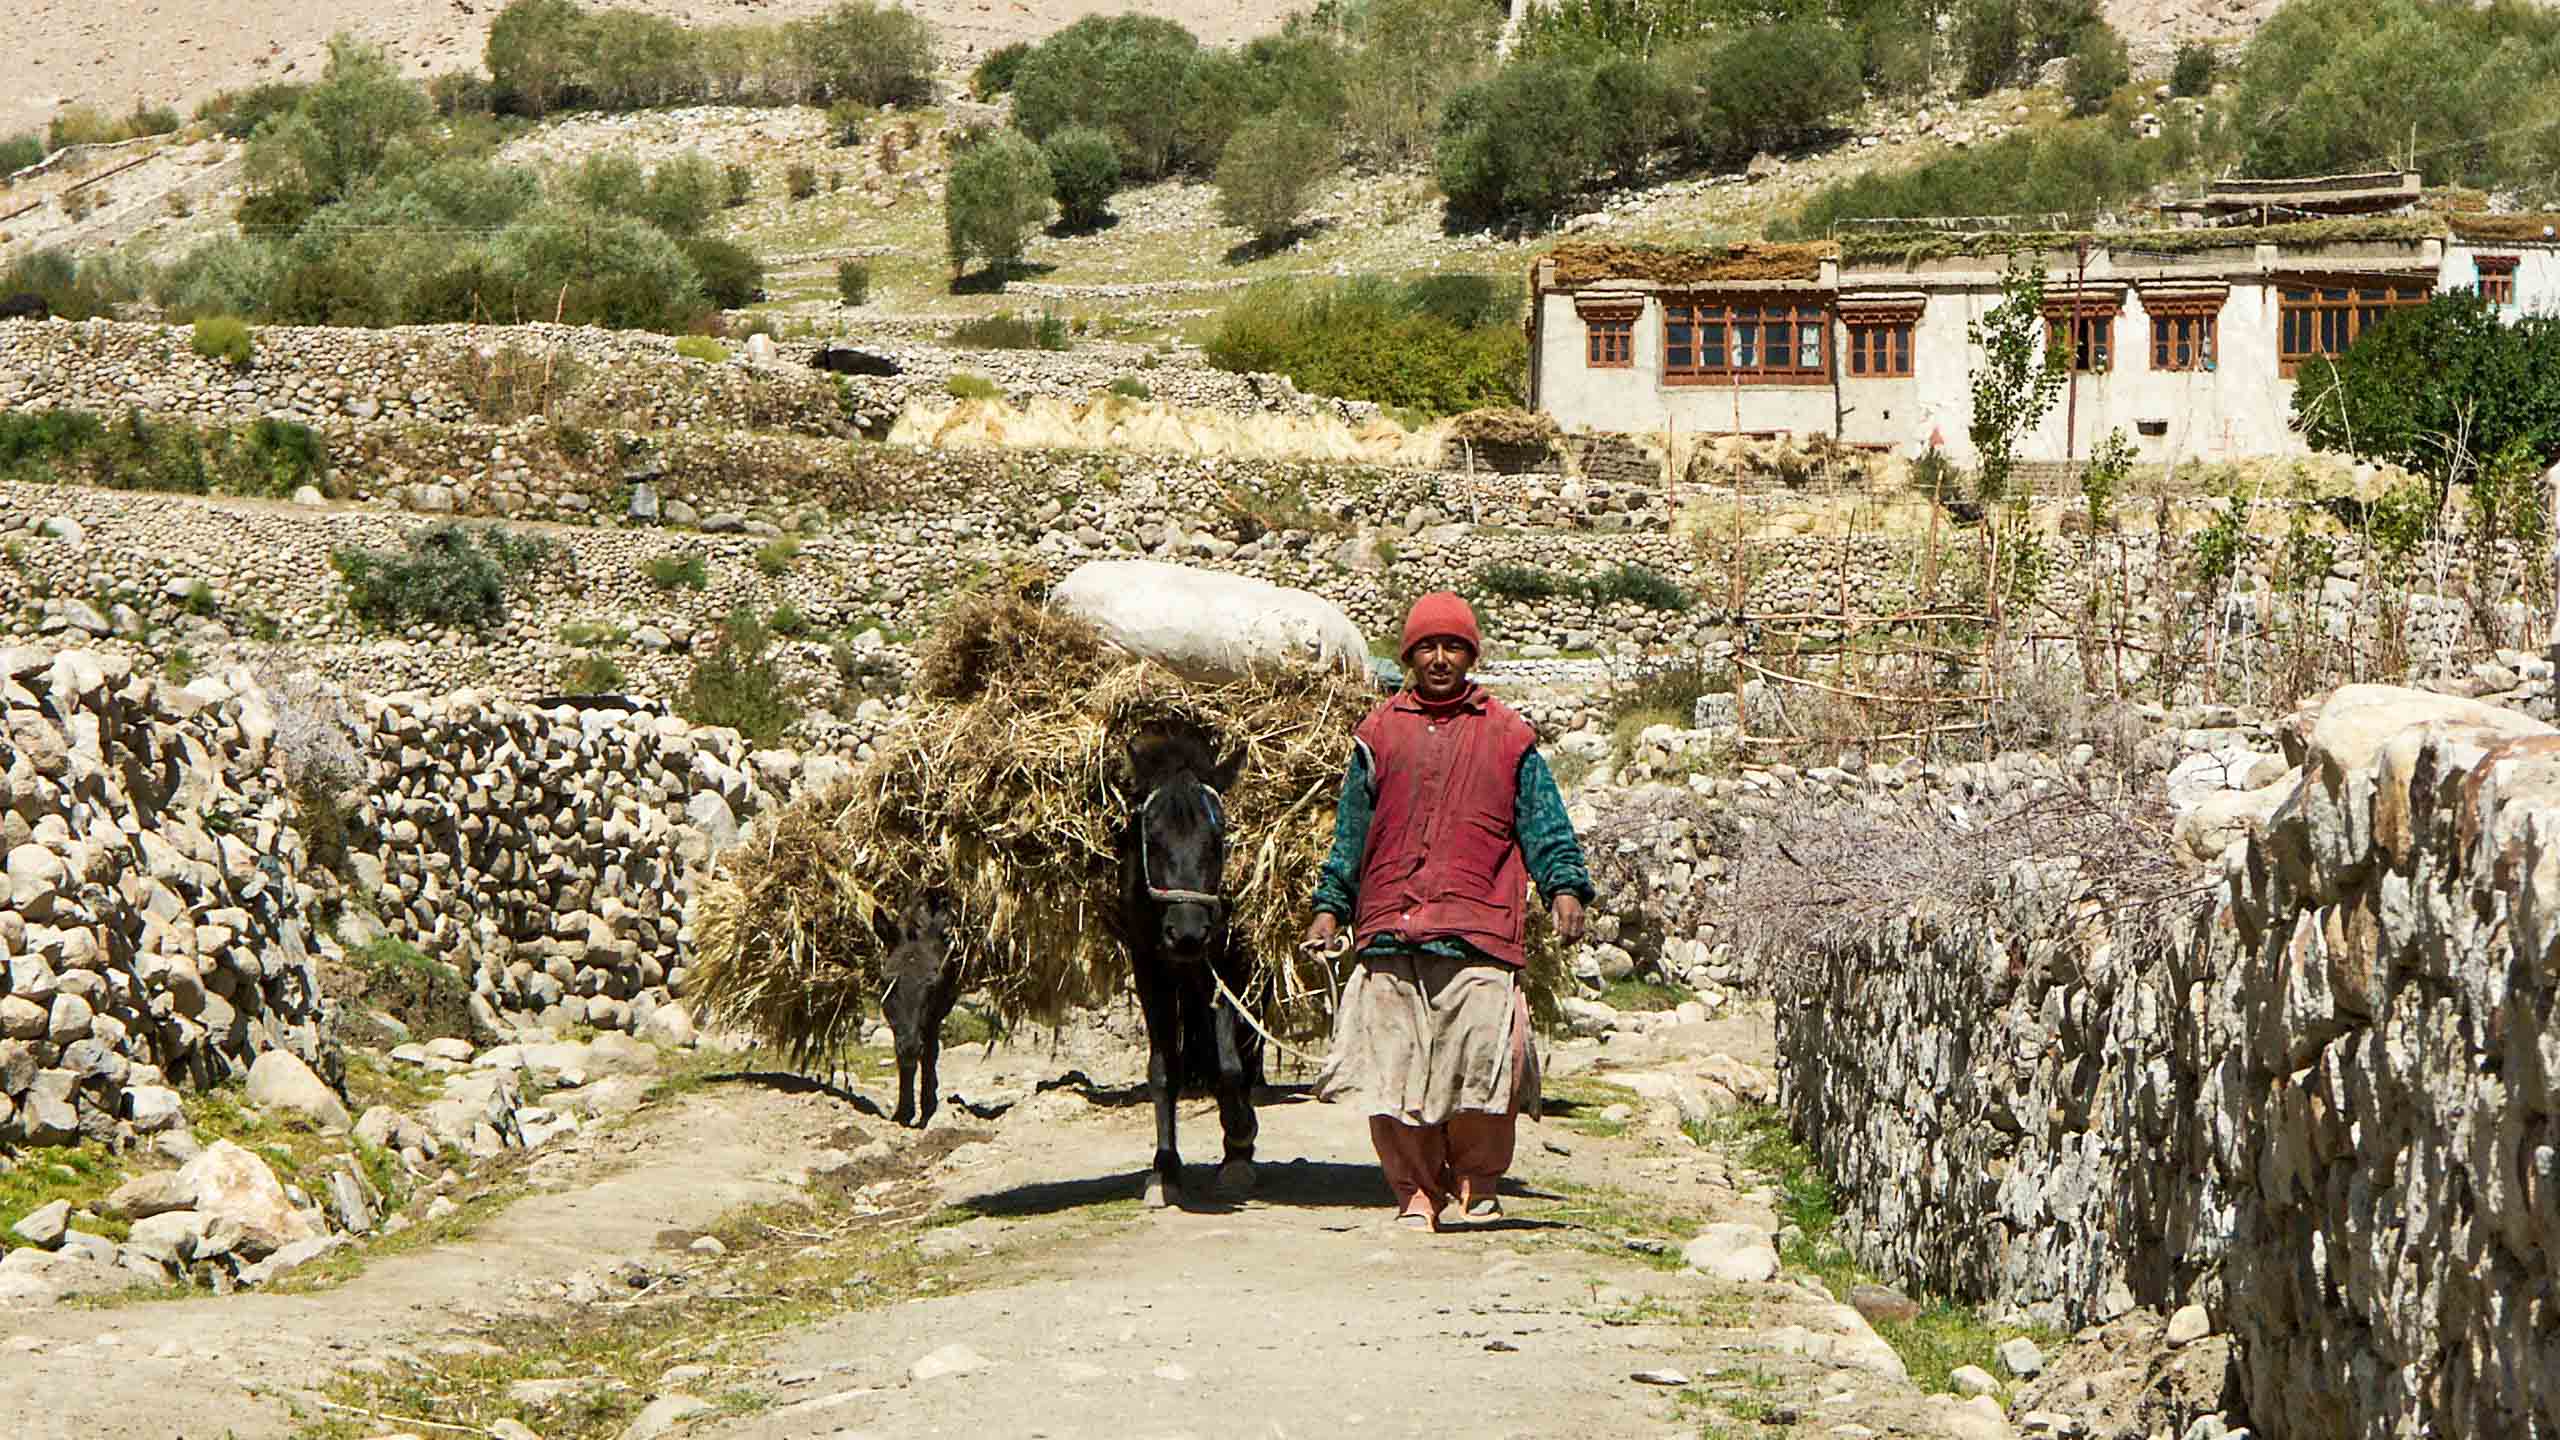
(1842, 310, 1917, 378)
(2277, 276, 2432, 377)
(2042, 295, 2119, 373)
(2146, 296, 2221, 373)
(1661, 297, 1831, 386)
(2475, 254, 2518, 307)
(1581, 304, 1637, 369)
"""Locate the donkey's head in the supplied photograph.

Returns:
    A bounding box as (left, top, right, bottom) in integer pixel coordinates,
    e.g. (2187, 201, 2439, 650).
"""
(1125, 725, 1243, 961)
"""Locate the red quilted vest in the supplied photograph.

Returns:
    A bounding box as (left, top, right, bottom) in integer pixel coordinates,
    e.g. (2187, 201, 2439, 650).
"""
(1350, 685, 1537, 967)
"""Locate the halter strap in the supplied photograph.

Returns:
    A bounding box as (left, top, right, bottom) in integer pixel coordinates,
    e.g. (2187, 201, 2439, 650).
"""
(1140, 781, 1228, 911)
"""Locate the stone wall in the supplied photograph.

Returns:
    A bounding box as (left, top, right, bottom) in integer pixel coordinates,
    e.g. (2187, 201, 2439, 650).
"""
(1775, 685, 2560, 1439)
(0, 647, 788, 1152)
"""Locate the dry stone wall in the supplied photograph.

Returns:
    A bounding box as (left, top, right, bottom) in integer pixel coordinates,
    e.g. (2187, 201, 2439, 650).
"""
(0, 645, 805, 1153)
(1777, 684, 2560, 1440)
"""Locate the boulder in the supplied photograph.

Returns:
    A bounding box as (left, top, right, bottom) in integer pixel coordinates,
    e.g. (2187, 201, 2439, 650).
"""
(105, 1170, 196, 1220)
(246, 1049, 351, 1132)
(178, 1139, 322, 1259)
(11, 1199, 71, 1248)
(1683, 1223, 1779, 1283)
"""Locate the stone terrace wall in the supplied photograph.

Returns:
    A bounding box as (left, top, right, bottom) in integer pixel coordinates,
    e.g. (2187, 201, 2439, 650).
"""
(1777, 685, 2560, 1439)
(0, 646, 798, 1152)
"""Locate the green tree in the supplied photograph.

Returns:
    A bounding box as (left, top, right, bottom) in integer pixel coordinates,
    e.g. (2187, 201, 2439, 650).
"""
(2063, 21, 2130, 116)
(249, 35, 435, 202)
(486, 0, 589, 117)
(1696, 22, 1864, 158)
(1967, 262, 2069, 507)
(1436, 58, 1600, 223)
(791, 0, 937, 106)
(1009, 16, 1206, 179)
(943, 130, 1053, 279)
(2170, 40, 2216, 97)
(1215, 113, 1337, 249)
(2292, 291, 2560, 512)
(1333, 0, 1499, 168)
(1953, 0, 2025, 94)
(1041, 126, 1122, 231)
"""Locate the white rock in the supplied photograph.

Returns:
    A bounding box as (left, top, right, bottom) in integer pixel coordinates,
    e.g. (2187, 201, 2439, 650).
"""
(1998, 1336, 2046, 1378)
(178, 1139, 322, 1260)
(618, 1394, 711, 1440)
(1683, 1223, 1779, 1283)
(2166, 1302, 2211, 1347)
(246, 1049, 351, 1132)
(909, 1342, 990, 1382)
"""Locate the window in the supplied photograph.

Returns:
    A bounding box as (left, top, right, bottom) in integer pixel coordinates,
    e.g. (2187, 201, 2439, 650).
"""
(2476, 255, 2518, 307)
(1585, 311, 1634, 367)
(2278, 279, 2431, 375)
(2149, 310, 2218, 371)
(1662, 299, 1829, 384)
(2045, 311, 2113, 371)
(1843, 313, 1916, 377)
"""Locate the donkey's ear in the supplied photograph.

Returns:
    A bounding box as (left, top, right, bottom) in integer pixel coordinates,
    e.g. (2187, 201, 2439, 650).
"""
(1210, 745, 1247, 793)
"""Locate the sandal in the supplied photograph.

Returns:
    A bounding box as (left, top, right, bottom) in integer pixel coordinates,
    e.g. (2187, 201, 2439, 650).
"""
(1393, 1199, 1443, 1233)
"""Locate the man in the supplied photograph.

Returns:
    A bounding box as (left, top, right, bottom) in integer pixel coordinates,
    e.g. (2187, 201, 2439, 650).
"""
(1307, 591, 1593, 1232)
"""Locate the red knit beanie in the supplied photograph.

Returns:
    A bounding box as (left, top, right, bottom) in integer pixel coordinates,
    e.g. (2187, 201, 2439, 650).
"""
(1399, 591, 1482, 661)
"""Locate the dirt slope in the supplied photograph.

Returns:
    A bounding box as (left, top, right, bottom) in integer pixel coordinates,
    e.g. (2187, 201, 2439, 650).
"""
(0, 0, 1284, 144)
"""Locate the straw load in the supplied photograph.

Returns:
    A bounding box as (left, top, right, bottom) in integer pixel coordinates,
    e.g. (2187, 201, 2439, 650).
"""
(687, 574, 1572, 1070)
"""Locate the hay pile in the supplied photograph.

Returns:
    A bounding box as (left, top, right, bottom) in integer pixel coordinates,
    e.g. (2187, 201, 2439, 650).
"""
(689, 585, 1579, 1069)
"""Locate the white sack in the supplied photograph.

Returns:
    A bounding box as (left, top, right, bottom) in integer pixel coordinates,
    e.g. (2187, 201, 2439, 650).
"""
(1051, 559, 1371, 684)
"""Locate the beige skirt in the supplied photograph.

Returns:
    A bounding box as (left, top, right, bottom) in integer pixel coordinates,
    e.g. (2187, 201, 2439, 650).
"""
(1314, 951, 1541, 1126)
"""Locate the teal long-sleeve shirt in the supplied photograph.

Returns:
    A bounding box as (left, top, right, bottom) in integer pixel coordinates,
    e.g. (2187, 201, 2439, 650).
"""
(1311, 744, 1595, 960)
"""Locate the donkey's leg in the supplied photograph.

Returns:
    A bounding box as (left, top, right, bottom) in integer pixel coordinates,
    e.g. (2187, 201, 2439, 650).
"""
(1136, 965, 1183, 1207)
(1212, 971, 1260, 1198)
(915, 1027, 943, 1129)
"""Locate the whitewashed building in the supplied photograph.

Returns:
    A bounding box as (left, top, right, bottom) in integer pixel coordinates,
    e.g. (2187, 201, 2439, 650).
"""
(1527, 205, 2560, 469)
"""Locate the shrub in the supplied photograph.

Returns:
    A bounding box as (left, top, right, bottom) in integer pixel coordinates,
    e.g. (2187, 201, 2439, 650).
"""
(645, 551, 709, 589)
(754, 537, 801, 575)
(2170, 40, 2216, 97)
(2, 246, 151, 321)
(246, 37, 434, 204)
(1786, 116, 2183, 236)
(1582, 563, 1691, 612)
(1009, 16, 1210, 180)
(791, 0, 937, 107)
(950, 310, 1069, 350)
(0, 132, 44, 174)
(1435, 58, 1598, 223)
(1954, 0, 2027, 94)
(1477, 563, 1567, 601)
(946, 372, 1002, 401)
(944, 129, 1053, 278)
(786, 163, 819, 200)
(333, 523, 548, 629)
(768, 600, 810, 635)
(677, 606, 801, 744)
(558, 652, 629, 693)
(487, 0, 586, 116)
(725, 163, 753, 207)
(236, 417, 329, 496)
(973, 41, 1034, 98)
(195, 81, 311, 140)
(836, 258, 872, 306)
(828, 100, 868, 147)
(427, 71, 497, 117)
(1695, 22, 1864, 159)
(683, 235, 764, 310)
(1339, 0, 1499, 168)
(1042, 126, 1122, 231)
(1106, 376, 1152, 401)
(2064, 21, 2132, 116)
(675, 335, 729, 363)
(190, 314, 254, 369)
(1203, 275, 1523, 416)
(1216, 112, 1336, 248)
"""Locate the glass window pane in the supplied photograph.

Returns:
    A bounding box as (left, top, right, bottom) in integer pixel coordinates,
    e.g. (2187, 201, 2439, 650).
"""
(1731, 322, 1756, 368)
(1801, 322, 1823, 367)
(1766, 323, 1792, 369)
(1701, 324, 1725, 369)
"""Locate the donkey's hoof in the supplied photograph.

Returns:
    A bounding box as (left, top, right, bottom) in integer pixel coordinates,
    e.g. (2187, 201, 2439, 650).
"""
(1141, 1172, 1173, 1209)
(1215, 1159, 1257, 1198)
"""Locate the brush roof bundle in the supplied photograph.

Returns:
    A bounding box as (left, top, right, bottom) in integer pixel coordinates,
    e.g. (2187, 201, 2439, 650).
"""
(689, 584, 1571, 1070)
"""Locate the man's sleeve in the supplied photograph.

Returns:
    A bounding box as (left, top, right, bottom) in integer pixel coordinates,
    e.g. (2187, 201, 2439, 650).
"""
(1517, 749, 1596, 906)
(1312, 741, 1377, 919)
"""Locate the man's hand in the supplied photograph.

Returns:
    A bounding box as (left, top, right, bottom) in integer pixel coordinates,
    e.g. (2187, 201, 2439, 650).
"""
(1303, 912, 1342, 953)
(1551, 894, 1587, 946)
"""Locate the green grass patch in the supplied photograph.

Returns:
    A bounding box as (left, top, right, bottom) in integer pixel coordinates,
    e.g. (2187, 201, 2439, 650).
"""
(1529, 1174, 1702, 1272)
(1698, 1106, 2060, 1394)
(1600, 977, 1693, 1012)
(300, 1181, 1020, 1439)
(0, 1145, 131, 1252)
(643, 550, 709, 590)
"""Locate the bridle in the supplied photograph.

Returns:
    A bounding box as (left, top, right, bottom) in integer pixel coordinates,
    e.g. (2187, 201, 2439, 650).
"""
(1138, 780, 1227, 915)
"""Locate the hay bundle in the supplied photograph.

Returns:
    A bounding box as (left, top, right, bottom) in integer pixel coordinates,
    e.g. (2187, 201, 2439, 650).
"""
(689, 586, 1570, 1068)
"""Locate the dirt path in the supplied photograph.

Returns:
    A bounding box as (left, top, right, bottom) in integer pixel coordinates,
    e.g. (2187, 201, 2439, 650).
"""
(1, 1016, 2003, 1440)
(0, 1073, 849, 1440)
